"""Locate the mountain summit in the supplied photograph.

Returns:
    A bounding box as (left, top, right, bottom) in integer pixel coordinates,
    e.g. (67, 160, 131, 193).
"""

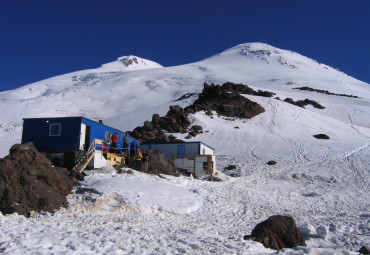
(99, 55, 163, 72)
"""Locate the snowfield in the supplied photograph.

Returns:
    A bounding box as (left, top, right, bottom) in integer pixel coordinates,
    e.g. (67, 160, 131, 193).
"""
(0, 43, 369, 254)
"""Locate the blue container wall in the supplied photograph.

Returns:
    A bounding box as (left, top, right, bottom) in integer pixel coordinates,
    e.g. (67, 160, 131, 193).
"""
(81, 118, 123, 148)
(22, 117, 140, 153)
(81, 118, 140, 150)
(22, 117, 82, 152)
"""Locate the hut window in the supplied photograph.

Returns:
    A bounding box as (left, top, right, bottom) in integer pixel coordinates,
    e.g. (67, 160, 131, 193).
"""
(49, 123, 61, 136)
(105, 131, 112, 143)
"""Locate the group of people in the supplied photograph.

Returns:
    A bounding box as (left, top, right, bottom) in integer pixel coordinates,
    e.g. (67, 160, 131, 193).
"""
(104, 132, 130, 155)
(103, 132, 151, 171)
(134, 148, 151, 172)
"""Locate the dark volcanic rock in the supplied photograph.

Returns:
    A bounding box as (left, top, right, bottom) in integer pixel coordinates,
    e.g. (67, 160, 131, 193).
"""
(294, 86, 359, 99)
(244, 215, 306, 250)
(129, 106, 190, 144)
(267, 160, 277, 165)
(313, 134, 330, 139)
(185, 83, 265, 119)
(359, 246, 370, 255)
(224, 165, 237, 171)
(129, 82, 265, 143)
(127, 150, 179, 176)
(284, 98, 325, 109)
(222, 82, 276, 97)
(0, 143, 76, 217)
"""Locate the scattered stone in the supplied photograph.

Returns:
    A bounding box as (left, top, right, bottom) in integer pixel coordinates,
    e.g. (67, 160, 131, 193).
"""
(359, 246, 370, 255)
(294, 86, 359, 99)
(292, 173, 302, 180)
(244, 215, 306, 250)
(234, 126, 240, 129)
(284, 97, 325, 109)
(267, 160, 277, 165)
(0, 143, 76, 217)
(313, 134, 330, 139)
(190, 130, 198, 137)
(117, 169, 133, 174)
(222, 82, 276, 97)
(175, 92, 197, 101)
(224, 165, 237, 171)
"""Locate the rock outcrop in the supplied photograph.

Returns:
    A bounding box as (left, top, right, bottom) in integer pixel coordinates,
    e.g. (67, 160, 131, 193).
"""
(129, 83, 266, 143)
(313, 134, 330, 139)
(129, 105, 190, 144)
(185, 83, 265, 118)
(126, 150, 179, 176)
(0, 143, 76, 217)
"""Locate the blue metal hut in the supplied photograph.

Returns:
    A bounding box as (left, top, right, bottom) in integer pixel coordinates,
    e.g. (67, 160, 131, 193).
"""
(21, 116, 139, 169)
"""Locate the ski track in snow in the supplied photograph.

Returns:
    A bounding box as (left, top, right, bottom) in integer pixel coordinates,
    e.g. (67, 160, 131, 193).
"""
(343, 143, 370, 189)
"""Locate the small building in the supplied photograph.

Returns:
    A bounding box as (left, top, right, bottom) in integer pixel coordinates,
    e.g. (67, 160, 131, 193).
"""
(140, 142, 216, 177)
(21, 116, 139, 170)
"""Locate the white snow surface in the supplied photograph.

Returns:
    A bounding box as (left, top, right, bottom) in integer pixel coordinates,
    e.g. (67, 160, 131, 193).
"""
(0, 43, 369, 254)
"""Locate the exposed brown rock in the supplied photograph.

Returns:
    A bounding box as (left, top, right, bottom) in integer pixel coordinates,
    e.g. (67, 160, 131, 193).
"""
(244, 215, 306, 250)
(185, 83, 265, 119)
(313, 134, 330, 140)
(359, 246, 370, 255)
(0, 143, 76, 217)
(128, 82, 265, 143)
(127, 150, 179, 176)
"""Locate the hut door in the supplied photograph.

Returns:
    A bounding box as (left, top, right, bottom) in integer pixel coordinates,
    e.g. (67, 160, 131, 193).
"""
(79, 124, 91, 151)
(79, 124, 86, 150)
(84, 125, 91, 151)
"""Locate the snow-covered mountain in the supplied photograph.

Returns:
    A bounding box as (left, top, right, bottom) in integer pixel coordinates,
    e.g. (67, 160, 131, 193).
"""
(0, 42, 368, 159)
(0, 43, 369, 254)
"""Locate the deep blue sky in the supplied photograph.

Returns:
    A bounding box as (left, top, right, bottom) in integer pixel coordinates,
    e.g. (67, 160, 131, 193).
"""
(1, 0, 369, 91)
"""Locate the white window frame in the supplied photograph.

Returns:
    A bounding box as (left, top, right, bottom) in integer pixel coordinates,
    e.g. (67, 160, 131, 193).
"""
(105, 131, 112, 143)
(49, 123, 61, 136)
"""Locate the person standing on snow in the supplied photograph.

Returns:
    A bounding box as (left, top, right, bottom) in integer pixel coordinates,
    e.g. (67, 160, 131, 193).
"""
(111, 132, 118, 153)
(141, 150, 151, 172)
(135, 147, 143, 170)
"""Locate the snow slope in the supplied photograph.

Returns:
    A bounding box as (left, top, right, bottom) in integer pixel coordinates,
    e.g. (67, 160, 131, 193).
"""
(0, 43, 369, 254)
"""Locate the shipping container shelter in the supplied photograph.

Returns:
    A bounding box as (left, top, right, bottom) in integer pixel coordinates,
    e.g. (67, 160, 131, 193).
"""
(140, 142, 216, 176)
(21, 116, 139, 170)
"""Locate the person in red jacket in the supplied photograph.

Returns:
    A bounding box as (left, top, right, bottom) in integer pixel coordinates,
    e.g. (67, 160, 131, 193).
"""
(111, 132, 118, 153)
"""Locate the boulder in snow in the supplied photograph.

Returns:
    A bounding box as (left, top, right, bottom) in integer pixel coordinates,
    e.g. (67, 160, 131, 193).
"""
(244, 215, 306, 250)
(359, 246, 370, 255)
